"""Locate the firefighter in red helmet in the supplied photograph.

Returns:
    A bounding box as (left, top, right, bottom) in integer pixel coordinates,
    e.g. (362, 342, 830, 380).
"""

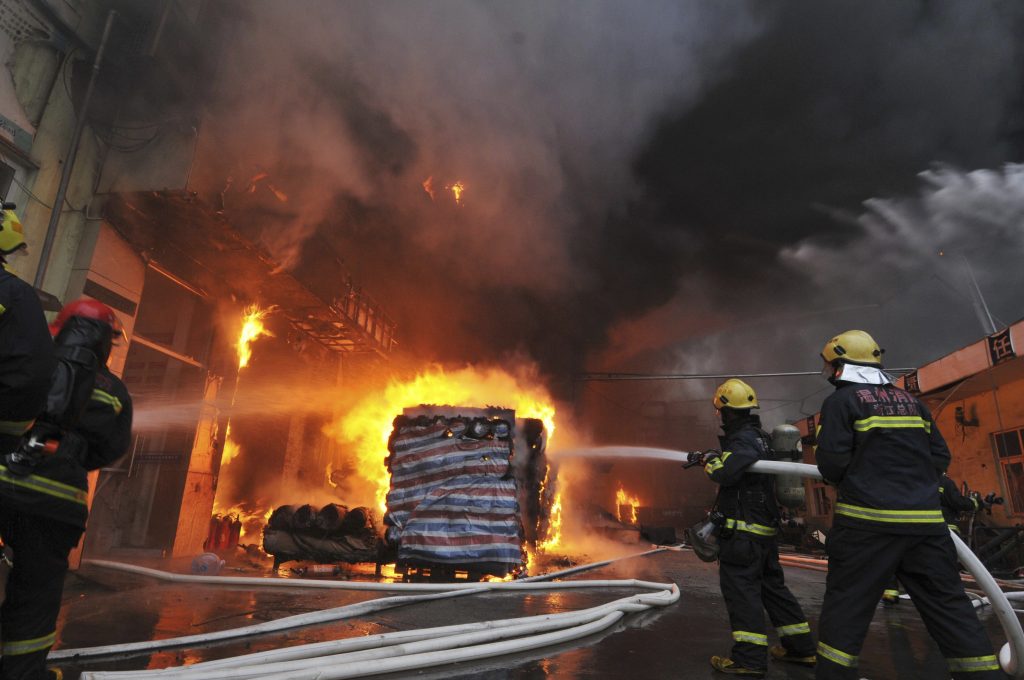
(0, 298, 132, 680)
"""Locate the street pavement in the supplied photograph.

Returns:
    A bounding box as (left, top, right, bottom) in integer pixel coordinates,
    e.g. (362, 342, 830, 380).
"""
(53, 548, 1011, 679)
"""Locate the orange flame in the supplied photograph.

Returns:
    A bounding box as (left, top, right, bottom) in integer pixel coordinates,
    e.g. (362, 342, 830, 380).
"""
(237, 304, 274, 370)
(445, 180, 465, 205)
(615, 486, 641, 525)
(268, 184, 289, 203)
(422, 176, 436, 200)
(325, 365, 557, 515)
(221, 423, 240, 466)
(537, 491, 563, 553)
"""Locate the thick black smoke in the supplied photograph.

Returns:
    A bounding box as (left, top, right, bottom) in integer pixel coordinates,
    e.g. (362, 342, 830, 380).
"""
(199, 1, 1024, 412)
(594, 1, 1024, 419)
(195, 0, 761, 386)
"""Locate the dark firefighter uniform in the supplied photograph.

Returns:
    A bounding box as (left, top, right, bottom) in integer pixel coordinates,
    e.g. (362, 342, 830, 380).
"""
(815, 382, 1000, 679)
(0, 305, 132, 680)
(940, 474, 979, 534)
(0, 269, 55, 452)
(882, 474, 980, 603)
(707, 410, 815, 674)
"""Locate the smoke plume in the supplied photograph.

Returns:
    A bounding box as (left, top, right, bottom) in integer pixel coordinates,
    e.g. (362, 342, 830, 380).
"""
(196, 0, 763, 381)
(194, 1, 1024, 419)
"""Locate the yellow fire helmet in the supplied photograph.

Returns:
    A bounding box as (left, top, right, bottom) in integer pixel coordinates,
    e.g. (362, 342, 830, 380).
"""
(0, 209, 25, 255)
(821, 329, 884, 366)
(713, 378, 758, 410)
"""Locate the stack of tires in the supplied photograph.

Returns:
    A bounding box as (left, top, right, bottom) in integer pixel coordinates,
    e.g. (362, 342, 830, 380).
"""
(262, 502, 379, 569)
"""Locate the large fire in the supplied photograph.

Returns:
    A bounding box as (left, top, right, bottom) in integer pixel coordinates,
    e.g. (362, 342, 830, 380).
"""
(326, 364, 557, 514)
(616, 486, 641, 525)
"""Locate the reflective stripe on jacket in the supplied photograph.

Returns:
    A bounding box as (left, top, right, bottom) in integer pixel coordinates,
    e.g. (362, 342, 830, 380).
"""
(0, 368, 132, 528)
(816, 383, 949, 535)
(707, 413, 781, 542)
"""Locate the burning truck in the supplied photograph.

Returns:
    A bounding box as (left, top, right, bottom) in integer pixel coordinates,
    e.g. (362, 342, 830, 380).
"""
(262, 404, 552, 579)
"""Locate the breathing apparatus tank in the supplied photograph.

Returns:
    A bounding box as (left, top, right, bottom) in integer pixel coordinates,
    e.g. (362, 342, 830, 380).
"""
(771, 424, 805, 509)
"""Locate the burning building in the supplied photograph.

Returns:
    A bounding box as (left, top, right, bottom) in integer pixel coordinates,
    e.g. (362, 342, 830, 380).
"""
(0, 0, 689, 568)
(0, 0, 401, 559)
(79, 189, 397, 557)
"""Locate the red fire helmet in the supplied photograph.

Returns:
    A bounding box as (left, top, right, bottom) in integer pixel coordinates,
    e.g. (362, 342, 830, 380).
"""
(50, 298, 123, 337)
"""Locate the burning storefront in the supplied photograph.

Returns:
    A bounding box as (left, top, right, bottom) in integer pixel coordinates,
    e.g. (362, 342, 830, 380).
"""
(81, 189, 397, 558)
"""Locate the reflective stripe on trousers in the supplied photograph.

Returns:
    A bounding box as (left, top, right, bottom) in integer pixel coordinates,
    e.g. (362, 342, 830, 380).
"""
(818, 641, 857, 667)
(946, 655, 1001, 672)
(732, 630, 768, 646)
(0, 630, 55, 655)
(776, 621, 810, 637)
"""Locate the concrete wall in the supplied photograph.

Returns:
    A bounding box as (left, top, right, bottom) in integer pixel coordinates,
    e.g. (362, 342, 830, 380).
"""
(938, 382, 1024, 526)
(6, 38, 105, 298)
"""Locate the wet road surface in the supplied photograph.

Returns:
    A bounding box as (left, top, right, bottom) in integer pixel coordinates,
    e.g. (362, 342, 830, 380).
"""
(52, 549, 1010, 679)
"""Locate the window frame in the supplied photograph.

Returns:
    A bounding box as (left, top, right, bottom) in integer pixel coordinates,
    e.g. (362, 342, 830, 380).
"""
(993, 427, 1024, 516)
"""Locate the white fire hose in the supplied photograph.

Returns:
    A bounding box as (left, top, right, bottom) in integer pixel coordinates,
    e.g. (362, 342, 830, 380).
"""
(62, 549, 678, 679)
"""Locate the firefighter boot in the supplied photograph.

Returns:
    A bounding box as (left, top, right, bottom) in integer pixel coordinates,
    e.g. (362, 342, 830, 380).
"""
(769, 645, 816, 666)
(881, 588, 901, 606)
(710, 655, 766, 677)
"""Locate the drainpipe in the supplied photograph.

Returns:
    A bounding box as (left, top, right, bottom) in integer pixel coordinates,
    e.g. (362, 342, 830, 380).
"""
(32, 10, 116, 290)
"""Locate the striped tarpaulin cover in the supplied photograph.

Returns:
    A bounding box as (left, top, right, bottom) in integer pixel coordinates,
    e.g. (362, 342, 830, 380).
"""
(387, 422, 522, 567)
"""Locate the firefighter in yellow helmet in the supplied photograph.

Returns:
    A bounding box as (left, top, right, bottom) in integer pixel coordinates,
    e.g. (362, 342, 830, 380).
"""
(813, 331, 1001, 678)
(0, 205, 64, 679)
(705, 379, 815, 676)
(0, 208, 26, 262)
(0, 205, 54, 451)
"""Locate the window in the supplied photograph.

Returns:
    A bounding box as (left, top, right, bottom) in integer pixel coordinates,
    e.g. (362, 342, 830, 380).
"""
(993, 428, 1024, 514)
